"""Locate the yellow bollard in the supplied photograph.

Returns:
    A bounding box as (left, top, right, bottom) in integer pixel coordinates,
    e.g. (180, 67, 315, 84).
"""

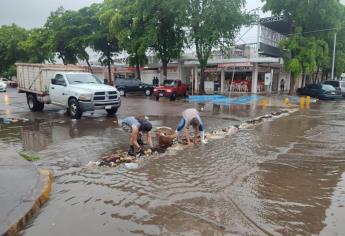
(306, 96, 311, 109)
(261, 99, 267, 109)
(284, 97, 289, 105)
(300, 96, 305, 108)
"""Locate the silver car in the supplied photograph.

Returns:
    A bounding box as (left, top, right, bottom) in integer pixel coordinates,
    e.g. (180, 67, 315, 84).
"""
(323, 80, 345, 97)
(0, 80, 7, 92)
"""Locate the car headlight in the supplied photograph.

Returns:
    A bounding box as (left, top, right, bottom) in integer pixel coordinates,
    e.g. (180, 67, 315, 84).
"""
(167, 89, 172, 93)
(79, 94, 92, 101)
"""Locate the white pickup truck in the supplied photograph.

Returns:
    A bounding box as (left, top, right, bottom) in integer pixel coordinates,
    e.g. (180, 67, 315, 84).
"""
(16, 63, 121, 119)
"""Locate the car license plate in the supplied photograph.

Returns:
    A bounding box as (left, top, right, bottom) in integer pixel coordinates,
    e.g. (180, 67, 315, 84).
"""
(159, 93, 164, 97)
(331, 92, 335, 95)
(105, 105, 112, 109)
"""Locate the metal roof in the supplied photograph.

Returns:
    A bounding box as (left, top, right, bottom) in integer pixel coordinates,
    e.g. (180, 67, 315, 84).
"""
(259, 16, 292, 35)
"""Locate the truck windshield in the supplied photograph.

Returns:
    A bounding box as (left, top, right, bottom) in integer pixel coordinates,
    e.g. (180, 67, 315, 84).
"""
(163, 80, 176, 86)
(66, 74, 102, 85)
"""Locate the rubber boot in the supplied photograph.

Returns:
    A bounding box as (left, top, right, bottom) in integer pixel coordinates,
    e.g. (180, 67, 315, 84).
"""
(128, 145, 135, 156)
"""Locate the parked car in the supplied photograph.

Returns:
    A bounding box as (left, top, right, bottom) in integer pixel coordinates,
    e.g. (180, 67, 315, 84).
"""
(297, 83, 342, 100)
(17, 63, 121, 119)
(153, 79, 189, 101)
(323, 80, 345, 97)
(0, 80, 7, 92)
(115, 78, 153, 96)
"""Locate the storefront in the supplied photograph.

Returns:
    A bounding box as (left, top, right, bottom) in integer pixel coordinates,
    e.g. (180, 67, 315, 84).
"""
(182, 59, 290, 95)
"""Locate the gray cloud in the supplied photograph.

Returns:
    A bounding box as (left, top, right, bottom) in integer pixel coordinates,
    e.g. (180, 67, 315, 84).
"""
(1, 0, 344, 29)
(0, 0, 103, 28)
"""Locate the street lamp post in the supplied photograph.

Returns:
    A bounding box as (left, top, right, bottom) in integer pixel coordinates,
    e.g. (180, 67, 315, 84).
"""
(331, 32, 337, 80)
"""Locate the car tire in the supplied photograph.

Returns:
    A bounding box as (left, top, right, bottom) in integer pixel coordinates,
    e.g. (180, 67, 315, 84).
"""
(145, 89, 152, 96)
(119, 89, 126, 96)
(27, 93, 44, 112)
(170, 93, 177, 101)
(68, 98, 83, 119)
(155, 96, 160, 101)
(106, 107, 118, 116)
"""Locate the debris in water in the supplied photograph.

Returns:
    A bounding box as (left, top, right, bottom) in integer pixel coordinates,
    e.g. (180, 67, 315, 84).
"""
(124, 163, 139, 169)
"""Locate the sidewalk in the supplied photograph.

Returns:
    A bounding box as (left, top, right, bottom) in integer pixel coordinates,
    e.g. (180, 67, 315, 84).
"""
(0, 149, 51, 235)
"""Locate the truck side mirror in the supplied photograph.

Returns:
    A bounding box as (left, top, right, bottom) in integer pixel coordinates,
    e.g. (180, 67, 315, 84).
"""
(51, 78, 56, 85)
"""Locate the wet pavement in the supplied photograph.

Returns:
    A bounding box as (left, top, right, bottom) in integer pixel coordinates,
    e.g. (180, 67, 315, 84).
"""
(1, 88, 345, 235)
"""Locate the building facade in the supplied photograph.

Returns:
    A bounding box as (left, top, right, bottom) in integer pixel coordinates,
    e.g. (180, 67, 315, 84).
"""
(108, 16, 292, 95)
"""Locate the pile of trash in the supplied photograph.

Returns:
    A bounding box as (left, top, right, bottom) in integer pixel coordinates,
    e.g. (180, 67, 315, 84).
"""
(86, 108, 297, 169)
(239, 109, 293, 129)
(1, 117, 29, 124)
(86, 148, 155, 169)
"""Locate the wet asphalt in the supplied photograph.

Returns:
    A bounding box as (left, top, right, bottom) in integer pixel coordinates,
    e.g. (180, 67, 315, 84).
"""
(1, 88, 345, 235)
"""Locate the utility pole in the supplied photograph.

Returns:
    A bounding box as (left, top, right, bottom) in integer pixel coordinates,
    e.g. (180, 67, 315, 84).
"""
(331, 32, 337, 80)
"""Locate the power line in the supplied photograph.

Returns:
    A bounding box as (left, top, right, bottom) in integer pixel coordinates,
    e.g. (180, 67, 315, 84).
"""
(285, 27, 343, 36)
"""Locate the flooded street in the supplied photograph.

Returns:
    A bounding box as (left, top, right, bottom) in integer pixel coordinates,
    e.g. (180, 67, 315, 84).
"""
(1, 89, 345, 235)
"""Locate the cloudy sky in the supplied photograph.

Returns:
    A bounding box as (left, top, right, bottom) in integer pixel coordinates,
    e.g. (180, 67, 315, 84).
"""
(0, 0, 344, 45)
(0, 0, 264, 29)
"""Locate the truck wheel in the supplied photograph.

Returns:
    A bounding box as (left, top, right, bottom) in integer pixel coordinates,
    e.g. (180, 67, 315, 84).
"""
(155, 96, 160, 101)
(145, 89, 152, 96)
(106, 107, 118, 116)
(68, 98, 83, 119)
(27, 93, 44, 112)
(170, 93, 177, 101)
(36, 101, 44, 111)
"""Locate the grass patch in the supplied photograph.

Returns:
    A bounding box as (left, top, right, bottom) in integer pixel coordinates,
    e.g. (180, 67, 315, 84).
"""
(18, 151, 40, 161)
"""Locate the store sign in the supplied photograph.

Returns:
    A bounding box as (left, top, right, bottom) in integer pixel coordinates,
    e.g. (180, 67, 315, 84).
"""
(218, 62, 252, 68)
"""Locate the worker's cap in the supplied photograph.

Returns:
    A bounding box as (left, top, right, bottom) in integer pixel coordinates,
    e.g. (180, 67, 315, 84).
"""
(140, 120, 152, 132)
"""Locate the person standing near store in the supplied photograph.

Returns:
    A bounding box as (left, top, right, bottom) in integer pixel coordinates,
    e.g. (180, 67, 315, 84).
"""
(280, 78, 285, 93)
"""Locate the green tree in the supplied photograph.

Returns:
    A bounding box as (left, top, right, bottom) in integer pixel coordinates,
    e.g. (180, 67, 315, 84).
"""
(186, 0, 251, 93)
(44, 7, 79, 65)
(263, 0, 345, 93)
(280, 36, 328, 92)
(89, 3, 120, 84)
(0, 24, 28, 78)
(105, 0, 148, 81)
(21, 28, 54, 63)
(144, 0, 186, 79)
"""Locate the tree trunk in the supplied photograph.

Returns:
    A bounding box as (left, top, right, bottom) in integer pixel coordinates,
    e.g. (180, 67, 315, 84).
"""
(61, 55, 67, 65)
(107, 60, 112, 85)
(199, 66, 205, 95)
(86, 59, 93, 73)
(315, 66, 320, 83)
(135, 54, 141, 81)
(107, 48, 112, 85)
(289, 73, 296, 95)
(162, 60, 168, 80)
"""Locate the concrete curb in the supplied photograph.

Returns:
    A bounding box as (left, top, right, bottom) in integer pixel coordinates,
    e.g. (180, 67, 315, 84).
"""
(4, 169, 52, 236)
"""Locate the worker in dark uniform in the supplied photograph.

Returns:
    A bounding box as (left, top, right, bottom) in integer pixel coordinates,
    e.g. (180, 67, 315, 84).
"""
(121, 116, 153, 156)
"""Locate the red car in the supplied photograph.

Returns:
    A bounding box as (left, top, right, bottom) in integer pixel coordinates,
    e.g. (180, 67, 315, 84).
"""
(154, 80, 189, 101)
